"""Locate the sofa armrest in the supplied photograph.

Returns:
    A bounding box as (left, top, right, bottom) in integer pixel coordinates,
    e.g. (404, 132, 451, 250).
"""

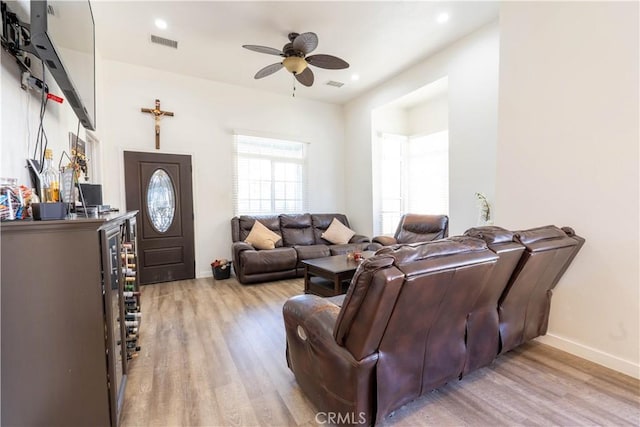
(231, 241, 254, 280)
(283, 295, 378, 423)
(232, 241, 254, 258)
(283, 294, 340, 340)
(372, 235, 398, 246)
(349, 234, 370, 244)
(367, 242, 383, 251)
(232, 241, 253, 251)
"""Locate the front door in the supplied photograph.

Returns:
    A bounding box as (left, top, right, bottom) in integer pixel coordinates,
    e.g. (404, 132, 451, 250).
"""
(124, 151, 195, 284)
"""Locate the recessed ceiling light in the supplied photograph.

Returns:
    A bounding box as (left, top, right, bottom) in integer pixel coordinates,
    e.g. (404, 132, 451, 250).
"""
(155, 19, 168, 30)
(351, 74, 360, 81)
(437, 13, 449, 23)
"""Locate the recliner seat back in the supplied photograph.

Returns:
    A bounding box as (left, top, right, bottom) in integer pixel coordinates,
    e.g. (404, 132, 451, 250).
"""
(499, 226, 584, 353)
(395, 214, 449, 243)
(336, 237, 499, 420)
(279, 214, 315, 246)
(463, 226, 526, 373)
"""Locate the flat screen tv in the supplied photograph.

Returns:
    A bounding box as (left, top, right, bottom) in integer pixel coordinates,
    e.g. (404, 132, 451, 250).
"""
(30, 0, 95, 130)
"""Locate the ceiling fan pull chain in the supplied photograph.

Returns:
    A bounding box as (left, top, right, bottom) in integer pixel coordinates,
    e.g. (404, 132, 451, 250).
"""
(292, 74, 296, 98)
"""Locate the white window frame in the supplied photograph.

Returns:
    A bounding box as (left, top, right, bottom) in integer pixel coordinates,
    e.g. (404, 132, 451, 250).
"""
(233, 134, 308, 216)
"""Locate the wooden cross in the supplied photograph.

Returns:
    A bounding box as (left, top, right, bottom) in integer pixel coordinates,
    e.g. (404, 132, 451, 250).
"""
(141, 99, 174, 149)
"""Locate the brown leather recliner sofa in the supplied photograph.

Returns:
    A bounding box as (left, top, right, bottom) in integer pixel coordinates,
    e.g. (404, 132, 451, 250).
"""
(231, 213, 372, 284)
(283, 225, 584, 425)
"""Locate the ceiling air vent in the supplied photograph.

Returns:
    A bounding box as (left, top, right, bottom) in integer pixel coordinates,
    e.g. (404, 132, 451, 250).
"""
(150, 34, 178, 49)
(326, 80, 345, 88)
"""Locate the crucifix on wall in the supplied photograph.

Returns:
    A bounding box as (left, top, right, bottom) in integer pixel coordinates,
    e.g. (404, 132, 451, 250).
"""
(141, 99, 174, 149)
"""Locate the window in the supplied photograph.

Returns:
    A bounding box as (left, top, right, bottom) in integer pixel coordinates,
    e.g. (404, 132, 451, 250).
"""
(379, 133, 407, 235)
(233, 134, 307, 215)
(376, 131, 449, 234)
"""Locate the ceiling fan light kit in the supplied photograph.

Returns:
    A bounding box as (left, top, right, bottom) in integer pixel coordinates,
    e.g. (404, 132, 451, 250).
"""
(282, 56, 308, 74)
(242, 32, 349, 89)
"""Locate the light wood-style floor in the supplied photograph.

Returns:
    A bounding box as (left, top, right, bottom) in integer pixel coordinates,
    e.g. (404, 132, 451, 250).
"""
(121, 277, 640, 426)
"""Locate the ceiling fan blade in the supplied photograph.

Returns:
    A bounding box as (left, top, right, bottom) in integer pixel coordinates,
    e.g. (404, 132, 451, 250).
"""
(254, 63, 284, 79)
(292, 32, 318, 55)
(242, 45, 284, 56)
(295, 67, 314, 87)
(306, 54, 349, 70)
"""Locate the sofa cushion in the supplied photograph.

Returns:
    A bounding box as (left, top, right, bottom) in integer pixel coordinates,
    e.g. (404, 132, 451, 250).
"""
(237, 215, 283, 247)
(321, 217, 356, 245)
(280, 214, 315, 246)
(240, 247, 297, 275)
(312, 213, 351, 244)
(294, 245, 331, 266)
(245, 220, 282, 250)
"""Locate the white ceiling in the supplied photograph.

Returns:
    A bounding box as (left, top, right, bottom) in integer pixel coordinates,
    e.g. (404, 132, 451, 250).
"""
(92, 1, 499, 105)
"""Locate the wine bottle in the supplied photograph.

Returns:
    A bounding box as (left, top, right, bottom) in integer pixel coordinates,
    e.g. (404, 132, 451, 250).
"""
(41, 149, 60, 202)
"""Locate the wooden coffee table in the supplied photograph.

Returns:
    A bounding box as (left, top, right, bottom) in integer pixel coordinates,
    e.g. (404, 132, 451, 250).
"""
(302, 252, 375, 297)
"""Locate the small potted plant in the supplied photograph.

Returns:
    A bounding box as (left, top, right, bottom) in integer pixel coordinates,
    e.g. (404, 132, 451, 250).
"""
(211, 258, 232, 280)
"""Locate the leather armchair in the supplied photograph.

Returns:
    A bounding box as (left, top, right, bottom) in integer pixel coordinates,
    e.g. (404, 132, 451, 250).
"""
(371, 214, 449, 249)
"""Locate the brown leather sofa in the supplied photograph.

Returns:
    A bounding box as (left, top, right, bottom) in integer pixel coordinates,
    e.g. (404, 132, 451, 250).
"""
(231, 213, 372, 284)
(369, 213, 449, 250)
(283, 225, 583, 425)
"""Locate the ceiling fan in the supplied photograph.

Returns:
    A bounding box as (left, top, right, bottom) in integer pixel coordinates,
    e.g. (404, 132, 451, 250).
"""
(242, 32, 349, 87)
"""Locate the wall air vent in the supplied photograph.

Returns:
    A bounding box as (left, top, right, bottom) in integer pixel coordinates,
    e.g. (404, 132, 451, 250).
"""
(326, 80, 345, 88)
(150, 34, 178, 49)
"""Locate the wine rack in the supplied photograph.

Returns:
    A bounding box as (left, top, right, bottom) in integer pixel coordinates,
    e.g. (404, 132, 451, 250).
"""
(120, 236, 141, 361)
(103, 213, 141, 425)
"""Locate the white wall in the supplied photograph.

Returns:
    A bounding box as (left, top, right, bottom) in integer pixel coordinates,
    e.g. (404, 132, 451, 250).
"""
(1, 0, 95, 189)
(497, 2, 639, 377)
(100, 60, 346, 278)
(345, 22, 499, 236)
(1, 51, 86, 188)
(407, 93, 448, 136)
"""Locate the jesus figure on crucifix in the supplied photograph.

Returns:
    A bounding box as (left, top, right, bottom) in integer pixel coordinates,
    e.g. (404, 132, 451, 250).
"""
(141, 99, 174, 149)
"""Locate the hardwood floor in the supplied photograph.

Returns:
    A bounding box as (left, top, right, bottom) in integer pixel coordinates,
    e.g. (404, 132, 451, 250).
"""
(121, 277, 640, 426)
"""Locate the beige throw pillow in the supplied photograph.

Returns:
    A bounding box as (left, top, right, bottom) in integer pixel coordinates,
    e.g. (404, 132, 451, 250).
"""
(321, 218, 356, 245)
(245, 221, 282, 250)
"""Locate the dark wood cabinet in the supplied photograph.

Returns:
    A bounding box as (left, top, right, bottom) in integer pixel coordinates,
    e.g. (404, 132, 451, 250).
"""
(0, 212, 140, 427)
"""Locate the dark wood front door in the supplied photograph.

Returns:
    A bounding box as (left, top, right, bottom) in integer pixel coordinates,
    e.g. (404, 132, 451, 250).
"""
(124, 151, 195, 284)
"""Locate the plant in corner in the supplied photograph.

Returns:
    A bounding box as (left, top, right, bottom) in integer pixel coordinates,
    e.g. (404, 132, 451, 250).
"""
(475, 192, 493, 225)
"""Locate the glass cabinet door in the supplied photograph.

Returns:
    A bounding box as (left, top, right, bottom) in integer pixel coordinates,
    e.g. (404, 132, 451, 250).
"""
(101, 227, 125, 425)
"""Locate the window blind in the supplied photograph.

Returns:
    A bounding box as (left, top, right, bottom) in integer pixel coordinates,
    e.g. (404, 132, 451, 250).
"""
(233, 134, 308, 216)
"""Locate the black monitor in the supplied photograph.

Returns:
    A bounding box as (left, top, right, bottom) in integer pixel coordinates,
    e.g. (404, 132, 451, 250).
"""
(30, 1, 95, 130)
(78, 183, 102, 206)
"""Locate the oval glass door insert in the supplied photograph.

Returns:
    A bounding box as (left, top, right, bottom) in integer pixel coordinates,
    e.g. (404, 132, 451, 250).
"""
(147, 168, 175, 233)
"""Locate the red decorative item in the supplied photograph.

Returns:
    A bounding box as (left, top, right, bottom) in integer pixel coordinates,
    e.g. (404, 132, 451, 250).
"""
(46, 93, 64, 103)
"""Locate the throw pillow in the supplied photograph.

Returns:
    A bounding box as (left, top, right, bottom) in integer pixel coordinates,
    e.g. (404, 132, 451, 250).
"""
(245, 221, 282, 250)
(321, 218, 356, 245)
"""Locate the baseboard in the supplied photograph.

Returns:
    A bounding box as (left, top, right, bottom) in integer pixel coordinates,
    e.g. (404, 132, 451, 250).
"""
(197, 270, 213, 279)
(536, 334, 640, 379)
